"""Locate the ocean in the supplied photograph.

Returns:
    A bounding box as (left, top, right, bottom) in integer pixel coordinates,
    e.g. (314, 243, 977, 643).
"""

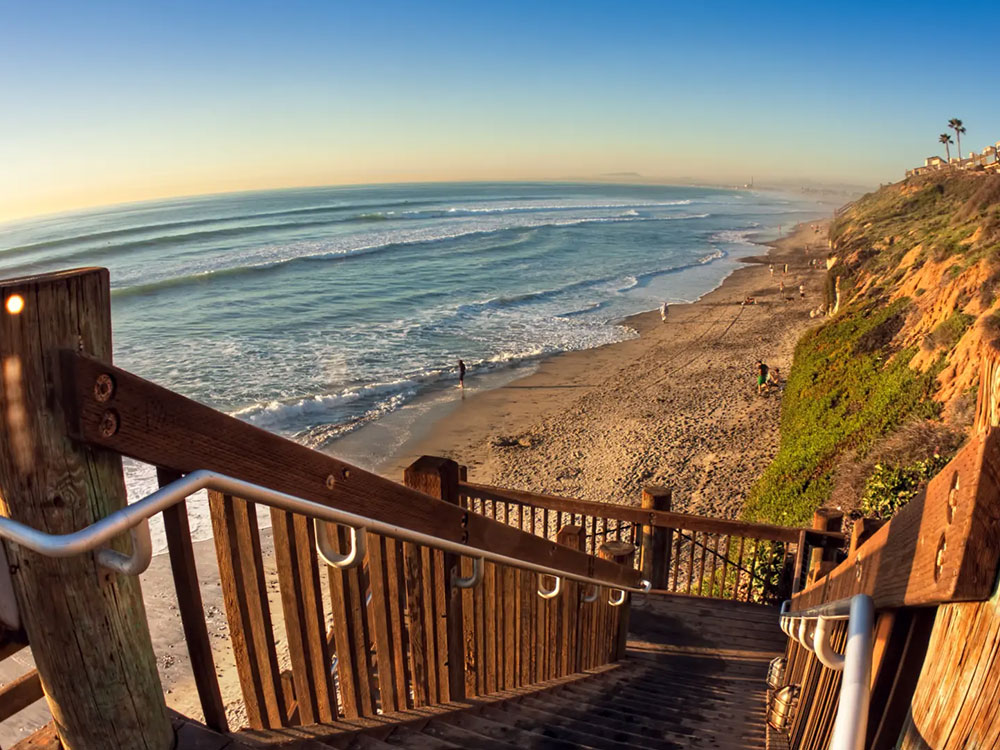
(0, 182, 831, 550)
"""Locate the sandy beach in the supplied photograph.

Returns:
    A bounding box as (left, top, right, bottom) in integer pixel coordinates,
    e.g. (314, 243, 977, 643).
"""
(0, 219, 830, 745)
(380, 220, 831, 518)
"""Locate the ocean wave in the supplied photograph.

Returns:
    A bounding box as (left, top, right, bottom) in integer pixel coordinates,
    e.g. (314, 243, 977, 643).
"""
(709, 228, 760, 247)
(109, 212, 710, 298)
(0, 199, 448, 260)
(404, 199, 693, 218)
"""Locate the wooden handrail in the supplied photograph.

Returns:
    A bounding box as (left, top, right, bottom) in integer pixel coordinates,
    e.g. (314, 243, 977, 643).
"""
(60, 352, 640, 589)
(790, 426, 1000, 612)
(460, 481, 842, 545)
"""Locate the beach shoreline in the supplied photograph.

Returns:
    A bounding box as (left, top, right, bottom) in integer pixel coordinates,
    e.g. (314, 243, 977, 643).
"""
(366, 219, 831, 517)
(0, 218, 832, 745)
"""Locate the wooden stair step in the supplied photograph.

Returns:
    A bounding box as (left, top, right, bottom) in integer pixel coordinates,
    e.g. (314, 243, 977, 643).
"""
(517, 691, 670, 741)
(479, 704, 645, 750)
(440, 712, 602, 750)
(486, 702, 676, 750)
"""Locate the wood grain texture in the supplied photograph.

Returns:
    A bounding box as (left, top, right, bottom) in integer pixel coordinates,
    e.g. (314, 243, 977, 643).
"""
(899, 597, 1000, 749)
(325, 525, 376, 717)
(158, 467, 228, 733)
(62, 355, 638, 589)
(270, 509, 334, 724)
(791, 429, 1000, 611)
(209, 492, 287, 728)
(0, 268, 171, 749)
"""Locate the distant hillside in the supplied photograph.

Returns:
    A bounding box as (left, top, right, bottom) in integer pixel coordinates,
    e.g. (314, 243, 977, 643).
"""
(744, 171, 1000, 526)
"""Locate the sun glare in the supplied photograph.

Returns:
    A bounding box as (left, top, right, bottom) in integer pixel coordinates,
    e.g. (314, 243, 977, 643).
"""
(4, 295, 25, 315)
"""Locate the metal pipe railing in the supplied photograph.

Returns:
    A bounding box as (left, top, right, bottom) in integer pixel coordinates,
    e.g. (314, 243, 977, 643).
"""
(779, 594, 875, 750)
(0, 469, 651, 596)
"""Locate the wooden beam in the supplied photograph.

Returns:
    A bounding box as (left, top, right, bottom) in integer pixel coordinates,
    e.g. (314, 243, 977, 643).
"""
(791, 428, 1000, 611)
(60, 354, 638, 589)
(0, 268, 171, 749)
(462, 482, 829, 544)
(0, 669, 44, 722)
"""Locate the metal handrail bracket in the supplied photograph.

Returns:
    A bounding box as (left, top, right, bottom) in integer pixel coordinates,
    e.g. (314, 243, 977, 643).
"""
(779, 594, 874, 750)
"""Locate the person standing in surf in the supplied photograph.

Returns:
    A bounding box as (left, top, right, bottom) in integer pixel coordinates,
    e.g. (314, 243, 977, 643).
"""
(458, 359, 466, 390)
(660, 301, 669, 323)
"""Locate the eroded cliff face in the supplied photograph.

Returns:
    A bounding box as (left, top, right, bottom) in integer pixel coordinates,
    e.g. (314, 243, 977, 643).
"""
(744, 172, 1000, 525)
(829, 171, 1000, 422)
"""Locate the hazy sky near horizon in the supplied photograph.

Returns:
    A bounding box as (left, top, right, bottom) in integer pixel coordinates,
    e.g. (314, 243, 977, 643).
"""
(2, 0, 999, 222)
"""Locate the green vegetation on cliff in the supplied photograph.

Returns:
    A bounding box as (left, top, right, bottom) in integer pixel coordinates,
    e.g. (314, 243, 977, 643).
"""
(743, 299, 941, 525)
(745, 171, 1000, 526)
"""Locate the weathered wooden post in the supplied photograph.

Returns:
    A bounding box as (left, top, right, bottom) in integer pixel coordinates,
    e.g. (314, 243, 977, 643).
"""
(403, 456, 465, 702)
(0, 269, 171, 748)
(640, 486, 671, 589)
(599, 541, 636, 662)
(807, 508, 843, 584)
(848, 517, 884, 556)
(555, 525, 583, 677)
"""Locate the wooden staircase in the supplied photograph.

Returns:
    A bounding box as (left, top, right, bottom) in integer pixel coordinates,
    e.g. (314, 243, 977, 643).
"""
(173, 594, 783, 750)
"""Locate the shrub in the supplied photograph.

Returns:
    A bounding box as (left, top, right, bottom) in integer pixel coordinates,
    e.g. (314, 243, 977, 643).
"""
(860, 453, 950, 520)
(925, 311, 975, 350)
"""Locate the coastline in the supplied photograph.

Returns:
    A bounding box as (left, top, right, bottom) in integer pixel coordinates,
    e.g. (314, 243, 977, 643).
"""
(367, 219, 831, 516)
(0, 218, 832, 744)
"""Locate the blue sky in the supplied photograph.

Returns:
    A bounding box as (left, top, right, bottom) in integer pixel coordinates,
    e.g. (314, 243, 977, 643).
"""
(2, 0, 998, 220)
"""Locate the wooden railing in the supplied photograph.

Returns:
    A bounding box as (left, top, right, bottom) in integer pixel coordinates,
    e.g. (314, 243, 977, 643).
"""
(773, 347, 1000, 750)
(0, 269, 639, 749)
(458, 481, 844, 606)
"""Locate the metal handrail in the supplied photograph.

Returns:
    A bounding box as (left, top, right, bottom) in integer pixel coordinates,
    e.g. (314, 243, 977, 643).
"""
(780, 595, 874, 750)
(0, 469, 651, 596)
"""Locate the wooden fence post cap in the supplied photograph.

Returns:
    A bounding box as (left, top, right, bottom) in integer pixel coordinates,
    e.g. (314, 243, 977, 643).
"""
(405, 455, 459, 475)
(599, 541, 637, 558)
(642, 486, 672, 499)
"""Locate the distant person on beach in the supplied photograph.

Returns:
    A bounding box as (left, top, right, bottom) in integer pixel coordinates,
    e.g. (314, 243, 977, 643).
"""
(756, 360, 769, 395)
(769, 264, 774, 276)
(458, 359, 466, 389)
(783, 263, 788, 275)
(799, 284, 805, 298)
(660, 301, 669, 322)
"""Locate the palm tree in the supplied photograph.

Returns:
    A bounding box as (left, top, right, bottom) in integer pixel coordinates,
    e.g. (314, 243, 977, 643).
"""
(939, 133, 953, 161)
(948, 118, 966, 161)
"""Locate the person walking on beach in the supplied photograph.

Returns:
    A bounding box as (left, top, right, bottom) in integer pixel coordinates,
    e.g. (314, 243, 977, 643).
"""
(769, 264, 774, 276)
(783, 263, 788, 275)
(458, 359, 466, 390)
(660, 301, 669, 322)
(799, 284, 805, 298)
(756, 360, 769, 395)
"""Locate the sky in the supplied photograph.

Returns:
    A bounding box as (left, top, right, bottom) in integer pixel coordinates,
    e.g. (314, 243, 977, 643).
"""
(2, 0, 999, 222)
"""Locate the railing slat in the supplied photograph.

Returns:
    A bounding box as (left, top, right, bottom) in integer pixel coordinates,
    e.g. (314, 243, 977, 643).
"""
(401, 541, 432, 707)
(367, 533, 405, 713)
(209, 491, 287, 728)
(158, 468, 228, 733)
(327, 526, 377, 717)
(483, 561, 498, 694)
(272, 510, 335, 724)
